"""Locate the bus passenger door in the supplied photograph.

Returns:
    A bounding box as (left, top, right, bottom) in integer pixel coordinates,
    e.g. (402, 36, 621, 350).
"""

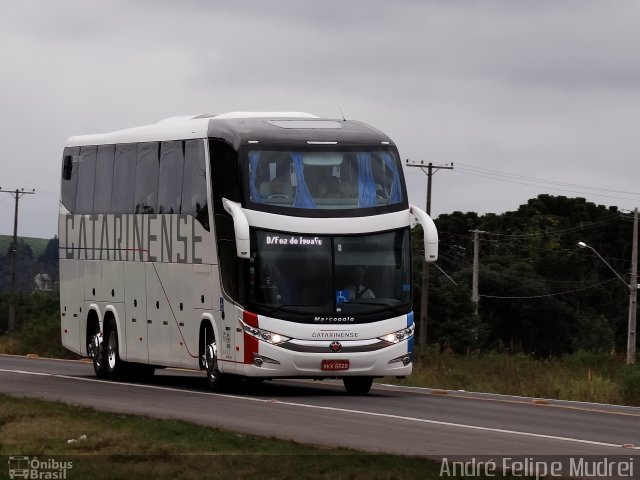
(146, 263, 172, 365)
(124, 262, 147, 363)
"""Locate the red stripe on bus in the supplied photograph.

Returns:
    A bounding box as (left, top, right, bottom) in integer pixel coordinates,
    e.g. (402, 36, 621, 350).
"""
(243, 310, 259, 328)
(244, 333, 259, 364)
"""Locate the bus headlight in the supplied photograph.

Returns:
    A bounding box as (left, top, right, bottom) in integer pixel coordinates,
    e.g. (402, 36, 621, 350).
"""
(241, 321, 290, 345)
(379, 324, 414, 344)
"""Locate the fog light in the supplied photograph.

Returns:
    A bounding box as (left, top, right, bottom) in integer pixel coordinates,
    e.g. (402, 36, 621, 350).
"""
(388, 354, 413, 366)
(253, 353, 280, 366)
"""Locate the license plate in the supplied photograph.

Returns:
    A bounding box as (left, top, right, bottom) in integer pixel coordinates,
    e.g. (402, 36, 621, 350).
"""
(321, 359, 350, 371)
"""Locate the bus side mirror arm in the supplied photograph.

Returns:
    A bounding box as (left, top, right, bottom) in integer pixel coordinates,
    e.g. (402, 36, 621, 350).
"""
(409, 204, 438, 262)
(222, 198, 250, 258)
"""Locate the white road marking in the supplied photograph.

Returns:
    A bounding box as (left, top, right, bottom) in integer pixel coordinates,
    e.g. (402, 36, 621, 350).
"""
(0, 367, 636, 451)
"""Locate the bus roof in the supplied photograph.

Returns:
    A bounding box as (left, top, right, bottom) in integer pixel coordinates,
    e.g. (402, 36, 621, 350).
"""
(65, 112, 395, 148)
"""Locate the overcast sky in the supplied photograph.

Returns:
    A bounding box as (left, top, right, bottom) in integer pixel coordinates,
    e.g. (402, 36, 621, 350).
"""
(1, 0, 639, 239)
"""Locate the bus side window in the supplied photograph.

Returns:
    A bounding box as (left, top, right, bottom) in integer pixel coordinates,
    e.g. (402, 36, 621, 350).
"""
(61, 147, 80, 213)
(62, 156, 73, 180)
(94, 145, 115, 213)
(111, 144, 137, 213)
(158, 141, 184, 214)
(76, 146, 97, 214)
(134, 142, 160, 214)
(183, 140, 209, 230)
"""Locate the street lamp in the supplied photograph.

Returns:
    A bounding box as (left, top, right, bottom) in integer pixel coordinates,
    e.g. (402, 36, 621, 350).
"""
(578, 240, 637, 364)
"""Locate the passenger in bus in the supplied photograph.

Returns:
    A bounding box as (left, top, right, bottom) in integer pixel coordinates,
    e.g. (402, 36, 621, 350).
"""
(344, 266, 375, 299)
(317, 176, 353, 199)
(259, 168, 293, 199)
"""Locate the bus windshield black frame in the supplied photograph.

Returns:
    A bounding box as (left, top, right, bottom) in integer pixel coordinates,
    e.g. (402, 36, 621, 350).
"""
(241, 145, 409, 217)
(245, 227, 412, 323)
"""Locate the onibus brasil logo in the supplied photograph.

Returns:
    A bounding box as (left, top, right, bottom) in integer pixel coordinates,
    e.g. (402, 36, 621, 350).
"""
(8, 456, 73, 479)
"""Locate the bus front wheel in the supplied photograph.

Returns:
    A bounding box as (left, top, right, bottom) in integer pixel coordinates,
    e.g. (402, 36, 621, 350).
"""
(204, 340, 226, 391)
(343, 376, 373, 395)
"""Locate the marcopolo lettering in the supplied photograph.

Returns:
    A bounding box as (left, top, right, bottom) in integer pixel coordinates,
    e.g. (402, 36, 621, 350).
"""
(313, 316, 355, 323)
(63, 214, 204, 263)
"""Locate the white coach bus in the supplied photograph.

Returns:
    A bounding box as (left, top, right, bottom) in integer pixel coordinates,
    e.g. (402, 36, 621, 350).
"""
(59, 112, 438, 394)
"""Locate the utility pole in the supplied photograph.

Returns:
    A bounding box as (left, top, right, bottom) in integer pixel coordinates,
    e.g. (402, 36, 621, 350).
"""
(1, 188, 35, 333)
(627, 207, 638, 365)
(405, 161, 453, 348)
(471, 230, 485, 315)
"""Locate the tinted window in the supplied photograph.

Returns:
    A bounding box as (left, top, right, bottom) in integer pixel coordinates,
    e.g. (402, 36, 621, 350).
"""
(246, 228, 411, 320)
(183, 140, 208, 229)
(64, 139, 211, 220)
(158, 141, 184, 214)
(60, 146, 80, 212)
(76, 146, 97, 214)
(93, 145, 115, 213)
(211, 139, 242, 299)
(246, 148, 405, 214)
(111, 143, 137, 213)
(134, 142, 159, 214)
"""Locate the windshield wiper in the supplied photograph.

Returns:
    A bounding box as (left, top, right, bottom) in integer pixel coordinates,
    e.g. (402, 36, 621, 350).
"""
(263, 304, 313, 316)
(343, 300, 410, 315)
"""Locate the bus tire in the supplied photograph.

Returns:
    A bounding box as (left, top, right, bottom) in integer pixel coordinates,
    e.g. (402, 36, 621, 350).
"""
(104, 319, 123, 380)
(87, 320, 107, 379)
(343, 376, 373, 395)
(204, 337, 226, 391)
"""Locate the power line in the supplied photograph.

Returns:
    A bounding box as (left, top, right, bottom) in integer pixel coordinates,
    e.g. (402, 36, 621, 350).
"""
(479, 278, 619, 299)
(456, 162, 640, 196)
(455, 165, 640, 203)
(437, 216, 622, 242)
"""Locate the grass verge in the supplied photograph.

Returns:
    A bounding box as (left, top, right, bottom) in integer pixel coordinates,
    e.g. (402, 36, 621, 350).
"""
(0, 394, 454, 480)
(383, 347, 640, 406)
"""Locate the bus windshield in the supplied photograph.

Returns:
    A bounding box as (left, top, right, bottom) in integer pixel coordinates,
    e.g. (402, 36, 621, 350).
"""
(247, 228, 412, 320)
(245, 147, 405, 212)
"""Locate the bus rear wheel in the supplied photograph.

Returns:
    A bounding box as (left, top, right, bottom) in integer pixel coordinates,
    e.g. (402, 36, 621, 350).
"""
(104, 320, 123, 379)
(343, 376, 373, 395)
(88, 322, 107, 379)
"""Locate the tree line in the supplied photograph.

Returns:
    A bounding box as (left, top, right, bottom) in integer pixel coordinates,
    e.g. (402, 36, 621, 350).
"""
(416, 194, 635, 356)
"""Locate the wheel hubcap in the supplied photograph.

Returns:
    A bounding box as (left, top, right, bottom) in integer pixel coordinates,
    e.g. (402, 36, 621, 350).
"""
(205, 343, 217, 379)
(89, 332, 102, 367)
(107, 331, 117, 369)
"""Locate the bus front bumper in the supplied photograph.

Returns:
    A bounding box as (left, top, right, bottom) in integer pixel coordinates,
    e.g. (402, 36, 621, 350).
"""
(235, 339, 413, 378)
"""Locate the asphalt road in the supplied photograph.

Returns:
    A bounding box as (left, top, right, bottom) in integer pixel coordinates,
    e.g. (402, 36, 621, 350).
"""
(1, 354, 640, 459)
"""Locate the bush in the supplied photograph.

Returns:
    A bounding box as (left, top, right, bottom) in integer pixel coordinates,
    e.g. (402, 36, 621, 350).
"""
(0, 293, 77, 359)
(619, 365, 640, 405)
